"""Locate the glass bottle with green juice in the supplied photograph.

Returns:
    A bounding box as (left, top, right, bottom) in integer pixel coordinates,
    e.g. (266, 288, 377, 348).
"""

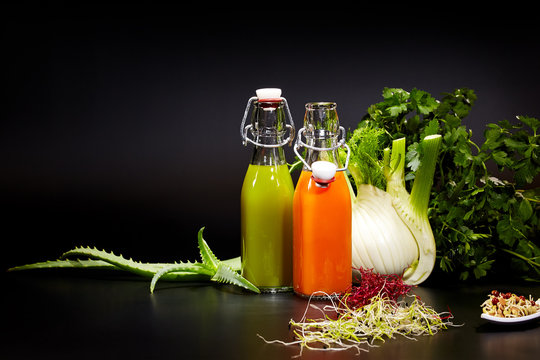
(240, 88, 295, 292)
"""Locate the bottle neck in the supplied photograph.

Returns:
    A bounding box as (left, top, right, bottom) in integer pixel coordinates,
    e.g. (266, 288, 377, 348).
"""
(249, 99, 287, 166)
(302, 102, 341, 169)
(303, 135, 340, 168)
(251, 133, 287, 165)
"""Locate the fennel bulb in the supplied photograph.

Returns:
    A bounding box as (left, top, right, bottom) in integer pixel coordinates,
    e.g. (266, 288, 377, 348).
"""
(343, 124, 442, 285)
(351, 184, 418, 276)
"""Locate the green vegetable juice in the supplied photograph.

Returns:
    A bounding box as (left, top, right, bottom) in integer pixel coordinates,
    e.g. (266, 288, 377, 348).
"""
(241, 163, 294, 291)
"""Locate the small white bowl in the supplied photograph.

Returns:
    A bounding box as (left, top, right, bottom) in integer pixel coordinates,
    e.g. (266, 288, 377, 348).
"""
(481, 311, 540, 324)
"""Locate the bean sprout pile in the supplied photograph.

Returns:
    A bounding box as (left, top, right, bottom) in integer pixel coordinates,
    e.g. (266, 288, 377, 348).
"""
(481, 290, 540, 318)
(259, 288, 458, 357)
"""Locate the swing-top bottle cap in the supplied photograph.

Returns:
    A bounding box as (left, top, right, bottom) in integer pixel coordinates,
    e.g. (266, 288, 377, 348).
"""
(256, 88, 282, 101)
(311, 161, 337, 182)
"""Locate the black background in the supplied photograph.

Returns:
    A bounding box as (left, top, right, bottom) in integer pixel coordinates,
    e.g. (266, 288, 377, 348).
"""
(2, 2, 540, 271)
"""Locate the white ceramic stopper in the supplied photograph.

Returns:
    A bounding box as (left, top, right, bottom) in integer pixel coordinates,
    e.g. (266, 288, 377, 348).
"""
(256, 88, 282, 100)
(311, 161, 337, 181)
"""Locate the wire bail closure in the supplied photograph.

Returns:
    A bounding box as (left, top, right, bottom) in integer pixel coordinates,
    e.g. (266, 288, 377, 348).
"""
(240, 96, 295, 148)
(293, 126, 351, 172)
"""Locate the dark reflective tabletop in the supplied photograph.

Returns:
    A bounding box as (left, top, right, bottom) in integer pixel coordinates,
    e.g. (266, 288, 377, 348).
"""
(3, 271, 539, 359)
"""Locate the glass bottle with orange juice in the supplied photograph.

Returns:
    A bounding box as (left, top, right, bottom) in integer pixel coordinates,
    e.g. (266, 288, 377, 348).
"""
(240, 88, 295, 292)
(292, 102, 352, 298)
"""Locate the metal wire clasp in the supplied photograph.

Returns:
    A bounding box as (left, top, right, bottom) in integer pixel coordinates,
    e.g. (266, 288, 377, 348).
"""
(293, 126, 350, 172)
(240, 96, 295, 148)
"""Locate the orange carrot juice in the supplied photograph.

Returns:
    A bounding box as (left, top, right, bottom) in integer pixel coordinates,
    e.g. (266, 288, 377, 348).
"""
(293, 170, 352, 297)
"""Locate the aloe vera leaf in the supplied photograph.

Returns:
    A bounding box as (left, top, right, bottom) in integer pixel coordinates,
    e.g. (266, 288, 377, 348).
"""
(61, 247, 162, 277)
(60, 247, 212, 281)
(8, 258, 215, 283)
(7, 259, 117, 271)
(7, 228, 251, 293)
(149, 262, 215, 293)
(221, 256, 241, 272)
(197, 227, 220, 271)
(8, 257, 242, 277)
(211, 262, 260, 294)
